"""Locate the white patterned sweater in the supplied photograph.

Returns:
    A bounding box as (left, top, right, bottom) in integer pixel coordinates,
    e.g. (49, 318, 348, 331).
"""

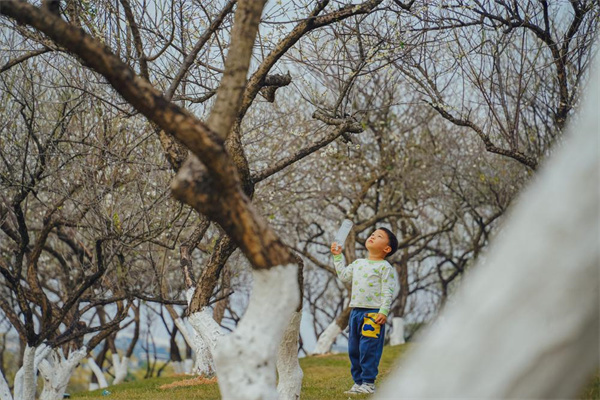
(333, 254, 397, 316)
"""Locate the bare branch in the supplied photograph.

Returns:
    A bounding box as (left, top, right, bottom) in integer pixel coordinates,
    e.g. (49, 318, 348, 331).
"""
(0, 47, 51, 73)
(119, 0, 149, 80)
(165, 0, 237, 101)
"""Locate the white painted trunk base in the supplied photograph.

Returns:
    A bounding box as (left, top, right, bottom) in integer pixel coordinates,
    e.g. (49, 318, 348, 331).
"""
(173, 316, 205, 375)
(187, 309, 221, 376)
(87, 358, 108, 389)
(14, 346, 35, 400)
(375, 59, 600, 400)
(184, 359, 194, 375)
(172, 361, 185, 374)
(214, 264, 300, 400)
(13, 344, 50, 400)
(277, 311, 303, 400)
(111, 354, 129, 385)
(0, 367, 12, 400)
(38, 348, 87, 400)
(389, 317, 405, 346)
(312, 321, 342, 355)
(184, 289, 221, 376)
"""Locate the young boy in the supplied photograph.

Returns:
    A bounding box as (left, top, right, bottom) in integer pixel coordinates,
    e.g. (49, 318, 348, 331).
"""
(331, 227, 398, 395)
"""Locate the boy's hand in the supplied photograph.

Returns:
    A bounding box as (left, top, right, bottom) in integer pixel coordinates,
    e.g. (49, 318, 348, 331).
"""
(330, 242, 342, 255)
(374, 313, 387, 325)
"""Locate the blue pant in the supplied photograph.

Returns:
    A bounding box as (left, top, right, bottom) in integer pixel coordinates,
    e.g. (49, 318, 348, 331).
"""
(348, 308, 386, 384)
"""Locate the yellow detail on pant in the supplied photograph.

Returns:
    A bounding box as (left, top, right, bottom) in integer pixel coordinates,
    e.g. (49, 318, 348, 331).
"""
(361, 313, 381, 338)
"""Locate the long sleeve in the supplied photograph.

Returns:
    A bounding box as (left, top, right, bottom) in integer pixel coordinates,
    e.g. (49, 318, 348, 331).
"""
(333, 254, 353, 283)
(378, 263, 397, 316)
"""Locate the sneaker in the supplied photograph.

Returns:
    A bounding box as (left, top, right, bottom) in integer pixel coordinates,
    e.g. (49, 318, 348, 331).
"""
(357, 383, 375, 394)
(343, 383, 363, 394)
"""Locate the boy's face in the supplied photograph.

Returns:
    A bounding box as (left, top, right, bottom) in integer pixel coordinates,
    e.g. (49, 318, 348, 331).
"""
(365, 229, 391, 256)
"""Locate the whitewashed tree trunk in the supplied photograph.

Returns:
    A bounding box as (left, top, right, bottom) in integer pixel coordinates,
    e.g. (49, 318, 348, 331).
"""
(312, 321, 342, 355)
(389, 317, 405, 346)
(13, 344, 51, 400)
(214, 264, 299, 400)
(184, 286, 221, 377)
(14, 346, 35, 400)
(87, 358, 108, 390)
(190, 321, 217, 376)
(277, 311, 304, 400)
(375, 60, 600, 400)
(38, 348, 87, 400)
(0, 368, 12, 400)
(183, 358, 194, 374)
(111, 354, 129, 385)
(172, 315, 200, 368)
(172, 361, 185, 374)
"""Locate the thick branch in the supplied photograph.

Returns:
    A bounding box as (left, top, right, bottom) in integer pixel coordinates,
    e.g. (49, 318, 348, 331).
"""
(205, 0, 267, 140)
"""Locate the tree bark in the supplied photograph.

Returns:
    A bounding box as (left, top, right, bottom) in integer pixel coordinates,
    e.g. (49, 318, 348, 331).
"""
(86, 358, 108, 390)
(13, 345, 50, 400)
(110, 353, 128, 386)
(38, 348, 87, 400)
(185, 309, 221, 377)
(276, 311, 304, 400)
(214, 264, 299, 400)
(389, 317, 405, 346)
(312, 306, 351, 355)
(0, 369, 12, 400)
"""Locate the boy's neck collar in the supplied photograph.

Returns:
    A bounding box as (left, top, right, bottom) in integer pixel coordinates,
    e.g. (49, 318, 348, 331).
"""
(367, 256, 385, 262)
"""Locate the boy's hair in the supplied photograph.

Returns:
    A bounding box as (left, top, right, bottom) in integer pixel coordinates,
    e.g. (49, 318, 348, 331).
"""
(376, 227, 398, 258)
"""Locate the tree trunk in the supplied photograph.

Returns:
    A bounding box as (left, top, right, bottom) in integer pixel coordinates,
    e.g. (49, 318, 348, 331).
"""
(375, 64, 600, 399)
(389, 317, 405, 346)
(277, 257, 304, 399)
(13, 344, 51, 400)
(111, 354, 129, 385)
(312, 305, 351, 355)
(38, 348, 87, 400)
(0, 368, 12, 400)
(88, 338, 109, 391)
(276, 311, 304, 400)
(183, 342, 194, 375)
(87, 358, 108, 390)
(213, 265, 231, 324)
(186, 309, 222, 376)
(167, 325, 183, 375)
(393, 248, 409, 317)
(183, 287, 221, 376)
(214, 264, 299, 400)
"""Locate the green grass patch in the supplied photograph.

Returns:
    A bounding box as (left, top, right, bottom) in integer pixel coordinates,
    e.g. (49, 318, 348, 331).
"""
(580, 371, 600, 400)
(71, 344, 407, 400)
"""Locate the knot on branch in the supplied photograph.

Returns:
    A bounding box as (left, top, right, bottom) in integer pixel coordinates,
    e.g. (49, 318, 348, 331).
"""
(312, 109, 363, 143)
(259, 72, 292, 103)
(171, 156, 219, 215)
(42, 0, 62, 16)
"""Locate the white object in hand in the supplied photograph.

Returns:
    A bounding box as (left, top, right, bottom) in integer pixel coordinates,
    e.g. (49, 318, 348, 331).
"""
(334, 219, 353, 250)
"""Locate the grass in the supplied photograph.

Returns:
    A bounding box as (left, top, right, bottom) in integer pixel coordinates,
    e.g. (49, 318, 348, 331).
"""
(70, 345, 599, 399)
(71, 344, 407, 400)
